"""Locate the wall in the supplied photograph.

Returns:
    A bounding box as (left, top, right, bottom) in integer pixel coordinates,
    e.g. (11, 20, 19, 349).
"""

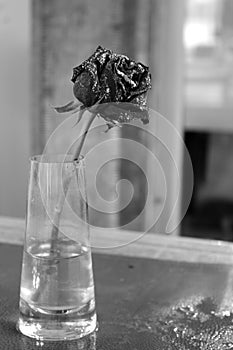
(0, 0, 30, 217)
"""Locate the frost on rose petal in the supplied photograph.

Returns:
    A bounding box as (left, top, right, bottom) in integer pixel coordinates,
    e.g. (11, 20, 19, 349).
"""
(90, 102, 149, 131)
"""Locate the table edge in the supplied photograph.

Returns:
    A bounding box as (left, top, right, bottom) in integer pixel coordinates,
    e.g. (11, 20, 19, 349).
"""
(0, 216, 233, 264)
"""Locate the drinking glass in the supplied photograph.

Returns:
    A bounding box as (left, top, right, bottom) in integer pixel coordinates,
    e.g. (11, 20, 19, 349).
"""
(17, 155, 97, 340)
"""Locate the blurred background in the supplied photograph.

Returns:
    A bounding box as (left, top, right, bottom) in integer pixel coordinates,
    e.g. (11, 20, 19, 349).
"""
(0, 0, 233, 240)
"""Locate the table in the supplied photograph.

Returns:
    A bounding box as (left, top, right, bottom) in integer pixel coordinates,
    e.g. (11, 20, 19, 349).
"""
(1, 216, 233, 349)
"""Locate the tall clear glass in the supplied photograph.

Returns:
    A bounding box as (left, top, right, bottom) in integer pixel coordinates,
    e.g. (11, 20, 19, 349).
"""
(17, 155, 96, 341)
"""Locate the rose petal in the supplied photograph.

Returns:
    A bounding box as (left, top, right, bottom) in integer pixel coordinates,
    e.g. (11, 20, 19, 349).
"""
(93, 102, 149, 126)
(54, 101, 81, 113)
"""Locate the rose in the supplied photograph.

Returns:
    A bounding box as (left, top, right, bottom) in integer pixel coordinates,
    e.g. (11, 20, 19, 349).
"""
(55, 46, 151, 128)
(72, 46, 151, 106)
(46, 46, 152, 291)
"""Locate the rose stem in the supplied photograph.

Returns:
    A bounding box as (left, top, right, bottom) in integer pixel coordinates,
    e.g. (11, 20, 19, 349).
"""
(50, 110, 97, 253)
(32, 111, 97, 303)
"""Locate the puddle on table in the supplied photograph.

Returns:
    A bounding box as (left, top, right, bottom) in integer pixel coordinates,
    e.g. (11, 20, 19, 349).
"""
(103, 297, 233, 349)
(154, 298, 233, 349)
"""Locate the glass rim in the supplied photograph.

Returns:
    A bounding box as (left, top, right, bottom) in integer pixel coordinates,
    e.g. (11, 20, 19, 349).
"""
(30, 154, 85, 165)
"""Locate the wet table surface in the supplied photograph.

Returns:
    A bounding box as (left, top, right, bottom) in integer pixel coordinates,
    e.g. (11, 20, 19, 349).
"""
(1, 216, 233, 349)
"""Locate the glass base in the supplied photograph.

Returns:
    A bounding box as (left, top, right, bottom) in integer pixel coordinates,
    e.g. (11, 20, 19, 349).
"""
(17, 299, 97, 341)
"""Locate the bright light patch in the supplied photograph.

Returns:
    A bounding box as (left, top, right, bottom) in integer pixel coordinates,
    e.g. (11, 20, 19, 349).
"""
(184, 21, 215, 49)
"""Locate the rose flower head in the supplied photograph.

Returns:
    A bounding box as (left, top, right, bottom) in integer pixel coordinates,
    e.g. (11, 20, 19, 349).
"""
(55, 46, 152, 129)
